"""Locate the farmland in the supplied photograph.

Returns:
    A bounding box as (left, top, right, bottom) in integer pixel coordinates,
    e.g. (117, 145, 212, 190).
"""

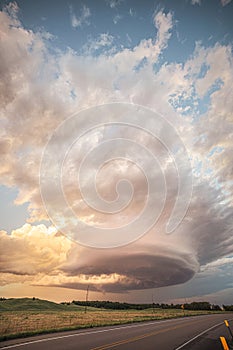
(0, 298, 223, 341)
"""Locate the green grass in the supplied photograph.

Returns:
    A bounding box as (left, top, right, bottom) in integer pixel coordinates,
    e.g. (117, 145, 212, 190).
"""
(0, 298, 224, 342)
(0, 298, 84, 312)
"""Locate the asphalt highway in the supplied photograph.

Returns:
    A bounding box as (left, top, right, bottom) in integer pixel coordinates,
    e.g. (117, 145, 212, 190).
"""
(1, 314, 233, 350)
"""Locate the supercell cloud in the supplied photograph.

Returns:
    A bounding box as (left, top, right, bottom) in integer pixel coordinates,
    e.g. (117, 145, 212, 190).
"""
(0, 1, 233, 297)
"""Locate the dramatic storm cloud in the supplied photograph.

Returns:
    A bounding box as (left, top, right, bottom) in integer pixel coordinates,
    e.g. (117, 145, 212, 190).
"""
(0, 1, 233, 300)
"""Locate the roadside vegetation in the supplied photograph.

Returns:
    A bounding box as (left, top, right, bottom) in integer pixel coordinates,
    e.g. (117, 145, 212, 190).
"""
(0, 298, 226, 341)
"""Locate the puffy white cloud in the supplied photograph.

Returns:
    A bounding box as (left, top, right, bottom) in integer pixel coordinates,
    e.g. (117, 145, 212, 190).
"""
(0, 224, 71, 278)
(69, 4, 91, 28)
(153, 10, 173, 53)
(0, 4, 233, 294)
(83, 33, 114, 54)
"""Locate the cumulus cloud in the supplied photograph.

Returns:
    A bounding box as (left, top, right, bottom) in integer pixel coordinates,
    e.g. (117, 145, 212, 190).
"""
(83, 33, 114, 54)
(0, 224, 71, 279)
(0, 4, 233, 294)
(153, 10, 173, 52)
(69, 4, 91, 28)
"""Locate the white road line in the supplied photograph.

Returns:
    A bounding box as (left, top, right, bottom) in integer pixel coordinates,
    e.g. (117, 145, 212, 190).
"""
(0, 315, 225, 349)
(174, 318, 233, 350)
(0, 318, 189, 349)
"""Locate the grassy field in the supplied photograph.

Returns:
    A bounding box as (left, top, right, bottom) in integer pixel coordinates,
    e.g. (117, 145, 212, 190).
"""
(0, 298, 222, 341)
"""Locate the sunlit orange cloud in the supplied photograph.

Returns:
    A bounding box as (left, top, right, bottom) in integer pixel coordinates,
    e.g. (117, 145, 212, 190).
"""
(0, 2, 233, 303)
(0, 222, 197, 295)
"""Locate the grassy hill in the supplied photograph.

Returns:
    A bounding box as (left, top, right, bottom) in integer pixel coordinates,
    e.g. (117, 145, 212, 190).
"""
(0, 298, 81, 312)
(0, 298, 223, 341)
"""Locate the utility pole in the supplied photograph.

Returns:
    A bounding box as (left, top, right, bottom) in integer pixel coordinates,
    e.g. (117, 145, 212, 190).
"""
(85, 285, 89, 314)
(152, 290, 155, 314)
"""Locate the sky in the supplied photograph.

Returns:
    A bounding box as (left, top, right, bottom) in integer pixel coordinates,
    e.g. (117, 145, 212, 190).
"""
(0, 0, 233, 305)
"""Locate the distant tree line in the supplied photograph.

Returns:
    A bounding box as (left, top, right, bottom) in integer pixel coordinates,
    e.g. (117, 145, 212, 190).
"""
(182, 302, 221, 311)
(68, 300, 226, 311)
(70, 300, 151, 310)
(223, 305, 233, 311)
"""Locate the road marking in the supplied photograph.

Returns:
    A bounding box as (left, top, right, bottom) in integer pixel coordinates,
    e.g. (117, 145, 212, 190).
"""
(0, 317, 196, 349)
(220, 337, 230, 350)
(91, 320, 203, 350)
(174, 318, 233, 350)
(0, 315, 227, 349)
(91, 324, 192, 350)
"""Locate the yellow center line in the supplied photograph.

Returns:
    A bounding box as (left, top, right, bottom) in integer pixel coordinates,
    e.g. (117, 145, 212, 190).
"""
(90, 319, 201, 350)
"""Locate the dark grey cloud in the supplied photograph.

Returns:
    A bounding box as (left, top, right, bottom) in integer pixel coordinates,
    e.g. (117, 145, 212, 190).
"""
(52, 259, 195, 292)
(0, 3, 233, 299)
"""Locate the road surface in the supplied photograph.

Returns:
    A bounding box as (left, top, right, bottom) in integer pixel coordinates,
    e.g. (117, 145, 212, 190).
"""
(1, 314, 233, 350)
